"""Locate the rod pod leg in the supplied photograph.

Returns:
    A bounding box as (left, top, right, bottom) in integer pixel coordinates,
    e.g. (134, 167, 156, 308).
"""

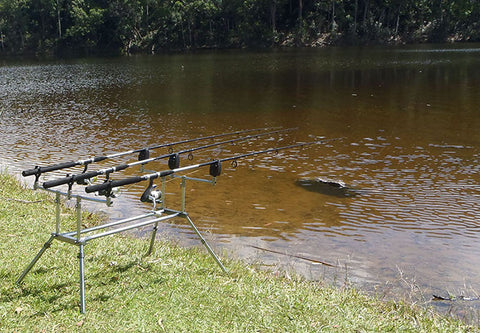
(16, 235, 55, 285)
(78, 244, 86, 313)
(184, 214, 227, 274)
(146, 178, 166, 257)
(145, 222, 159, 257)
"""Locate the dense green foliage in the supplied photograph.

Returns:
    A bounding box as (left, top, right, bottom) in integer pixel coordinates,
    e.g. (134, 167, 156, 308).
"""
(0, 0, 479, 56)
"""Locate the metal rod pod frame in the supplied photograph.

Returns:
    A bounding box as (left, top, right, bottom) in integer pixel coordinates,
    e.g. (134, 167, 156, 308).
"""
(16, 176, 227, 313)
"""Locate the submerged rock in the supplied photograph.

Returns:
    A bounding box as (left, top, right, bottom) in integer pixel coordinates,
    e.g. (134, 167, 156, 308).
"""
(295, 177, 359, 198)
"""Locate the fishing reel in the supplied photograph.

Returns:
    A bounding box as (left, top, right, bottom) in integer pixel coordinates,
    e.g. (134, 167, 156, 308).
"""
(75, 163, 91, 185)
(140, 178, 162, 204)
(96, 172, 120, 198)
(97, 182, 120, 199)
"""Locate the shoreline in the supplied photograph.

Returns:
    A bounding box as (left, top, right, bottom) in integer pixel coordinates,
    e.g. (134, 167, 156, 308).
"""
(1, 38, 479, 60)
(0, 172, 476, 331)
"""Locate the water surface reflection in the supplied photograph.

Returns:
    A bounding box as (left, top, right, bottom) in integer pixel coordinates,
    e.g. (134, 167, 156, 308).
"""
(1, 46, 480, 321)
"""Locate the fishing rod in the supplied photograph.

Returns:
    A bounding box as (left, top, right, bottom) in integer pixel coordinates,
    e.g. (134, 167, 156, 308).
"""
(22, 126, 280, 180)
(42, 127, 295, 189)
(249, 245, 335, 267)
(85, 137, 343, 196)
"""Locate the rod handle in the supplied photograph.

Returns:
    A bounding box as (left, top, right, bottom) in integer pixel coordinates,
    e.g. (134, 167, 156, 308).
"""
(85, 176, 144, 193)
(92, 156, 107, 163)
(74, 164, 129, 183)
(42, 176, 75, 189)
(22, 161, 79, 177)
(21, 156, 107, 177)
(42, 169, 98, 188)
(72, 170, 103, 183)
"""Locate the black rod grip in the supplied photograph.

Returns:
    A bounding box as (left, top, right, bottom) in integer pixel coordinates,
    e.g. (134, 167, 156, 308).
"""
(74, 170, 102, 183)
(110, 176, 145, 188)
(22, 161, 79, 177)
(38, 161, 80, 173)
(43, 176, 74, 189)
(75, 164, 129, 183)
(85, 176, 144, 193)
(92, 156, 107, 163)
(22, 167, 40, 177)
(158, 170, 175, 178)
(114, 164, 129, 172)
(85, 182, 110, 193)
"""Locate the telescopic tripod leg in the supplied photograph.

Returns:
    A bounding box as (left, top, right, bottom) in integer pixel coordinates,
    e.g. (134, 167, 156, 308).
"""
(78, 244, 86, 313)
(184, 214, 227, 273)
(16, 235, 55, 285)
(145, 222, 159, 256)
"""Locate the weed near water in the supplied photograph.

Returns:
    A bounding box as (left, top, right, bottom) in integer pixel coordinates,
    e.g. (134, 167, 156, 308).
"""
(0, 173, 476, 332)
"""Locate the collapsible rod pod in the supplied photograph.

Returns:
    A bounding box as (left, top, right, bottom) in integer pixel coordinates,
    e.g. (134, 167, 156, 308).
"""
(17, 129, 295, 313)
(16, 174, 227, 314)
(17, 129, 288, 313)
(18, 127, 293, 311)
(17, 128, 292, 312)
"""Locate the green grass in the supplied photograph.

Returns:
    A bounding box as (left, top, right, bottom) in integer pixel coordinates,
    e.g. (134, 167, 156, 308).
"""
(0, 172, 477, 332)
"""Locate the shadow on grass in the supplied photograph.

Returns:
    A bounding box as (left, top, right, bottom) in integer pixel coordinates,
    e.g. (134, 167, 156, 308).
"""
(29, 300, 80, 317)
(1, 281, 80, 313)
(114, 261, 139, 273)
(19, 282, 73, 298)
(13, 279, 116, 314)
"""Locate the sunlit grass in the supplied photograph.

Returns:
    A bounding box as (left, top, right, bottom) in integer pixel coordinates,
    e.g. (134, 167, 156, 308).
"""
(0, 172, 476, 332)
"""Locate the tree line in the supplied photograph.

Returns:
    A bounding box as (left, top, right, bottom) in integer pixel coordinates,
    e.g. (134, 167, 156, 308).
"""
(1, 0, 479, 56)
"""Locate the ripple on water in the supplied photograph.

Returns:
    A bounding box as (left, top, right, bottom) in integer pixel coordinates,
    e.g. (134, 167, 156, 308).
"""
(2, 55, 480, 322)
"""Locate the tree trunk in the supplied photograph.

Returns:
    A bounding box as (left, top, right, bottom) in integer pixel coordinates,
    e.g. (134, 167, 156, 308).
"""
(180, 20, 186, 49)
(270, 1, 277, 33)
(146, 4, 149, 31)
(331, 0, 336, 32)
(395, 12, 400, 35)
(298, 0, 303, 21)
(354, 0, 358, 32)
(363, 0, 369, 24)
(379, 8, 385, 27)
(57, 0, 62, 39)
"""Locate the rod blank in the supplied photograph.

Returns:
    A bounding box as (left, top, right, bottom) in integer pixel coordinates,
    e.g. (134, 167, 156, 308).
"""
(85, 137, 342, 195)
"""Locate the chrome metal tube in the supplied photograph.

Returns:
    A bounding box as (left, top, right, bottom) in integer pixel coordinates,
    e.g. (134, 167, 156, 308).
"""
(185, 215, 227, 273)
(16, 235, 55, 284)
(64, 212, 156, 236)
(79, 244, 85, 313)
(83, 213, 180, 242)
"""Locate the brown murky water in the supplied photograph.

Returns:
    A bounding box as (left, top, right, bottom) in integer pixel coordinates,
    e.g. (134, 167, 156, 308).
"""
(1, 46, 480, 320)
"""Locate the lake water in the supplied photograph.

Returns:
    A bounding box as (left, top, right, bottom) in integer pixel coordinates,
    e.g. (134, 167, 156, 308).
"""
(1, 45, 480, 321)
